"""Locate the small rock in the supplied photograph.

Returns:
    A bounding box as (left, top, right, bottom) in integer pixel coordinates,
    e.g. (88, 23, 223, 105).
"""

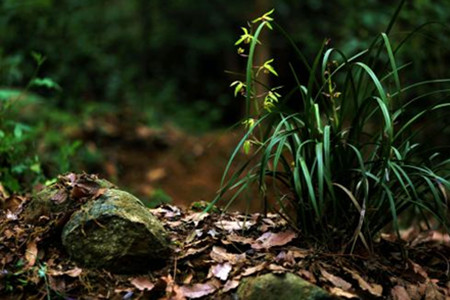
(61, 189, 171, 273)
(237, 273, 334, 300)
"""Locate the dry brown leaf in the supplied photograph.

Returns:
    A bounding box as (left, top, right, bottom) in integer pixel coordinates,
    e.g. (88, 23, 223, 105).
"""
(65, 267, 82, 277)
(48, 267, 82, 277)
(211, 263, 232, 281)
(215, 220, 255, 231)
(268, 264, 287, 273)
(184, 212, 209, 226)
(287, 247, 309, 259)
(408, 260, 428, 281)
(210, 246, 246, 265)
(297, 269, 316, 284)
(344, 267, 383, 297)
(275, 251, 296, 267)
(391, 285, 411, 300)
(329, 287, 359, 299)
(424, 282, 445, 300)
(179, 245, 210, 259)
(224, 233, 255, 245)
(162, 275, 186, 300)
(25, 240, 38, 268)
(222, 279, 240, 293)
(130, 276, 155, 291)
(180, 280, 220, 299)
(6, 210, 18, 221)
(240, 262, 267, 277)
(251, 230, 296, 250)
(4, 229, 13, 239)
(320, 268, 352, 291)
(406, 283, 425, 300)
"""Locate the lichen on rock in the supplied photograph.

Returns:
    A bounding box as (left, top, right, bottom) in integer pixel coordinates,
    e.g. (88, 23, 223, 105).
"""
(61, 188, 171, 273)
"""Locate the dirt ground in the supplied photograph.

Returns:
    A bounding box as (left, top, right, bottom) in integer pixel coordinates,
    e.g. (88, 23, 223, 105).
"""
(78, 117, 266, 212)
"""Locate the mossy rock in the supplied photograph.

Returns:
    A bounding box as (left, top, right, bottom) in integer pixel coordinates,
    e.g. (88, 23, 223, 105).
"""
(237, 273, 334, 300)
(61, 189, 171, 273)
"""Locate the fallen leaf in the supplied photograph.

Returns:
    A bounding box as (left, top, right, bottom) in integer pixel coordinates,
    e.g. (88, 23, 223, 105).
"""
(240, 263, 267, 277)
(184, 212, 209, 227)
(275, 251, 295, 267)
(297, 269, 316, 284)
(251, 230, 296, 250)
(424, 282, 444, 300)
(215, 220, 255, 231)
(320, 268, 352, 291)
(65, 267, 82, 277)
(224, 233, 255, 245)
(210, 246, 246, 265)
(268, 264, 287, 273)
(130, 277, 155, 291)
(222, 279, 240, 293)
(162, 275, 186, 300)
(6, 210, 18, 221)
(180, 280, 220, 299)
(48, 267, 82, 277)
(287, 247, 309, 259)
(25, 240, 38, 268)
(391, 285, 411, 300)
(344, 267, 383, 297)
(211, 263, 232, 281)
(329, 287, 359, 299)
(408, 260, 428, 281)
(179, 245, 210, 259)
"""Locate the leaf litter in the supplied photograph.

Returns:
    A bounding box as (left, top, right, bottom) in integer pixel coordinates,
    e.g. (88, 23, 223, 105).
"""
(0, 174, 449, 299)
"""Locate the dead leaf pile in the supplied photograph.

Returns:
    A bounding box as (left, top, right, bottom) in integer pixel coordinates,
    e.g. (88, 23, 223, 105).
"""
(1, 187, 449, 299)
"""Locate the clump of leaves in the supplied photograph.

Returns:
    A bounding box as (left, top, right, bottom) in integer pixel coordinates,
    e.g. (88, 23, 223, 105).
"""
(214, 1, 450, 251)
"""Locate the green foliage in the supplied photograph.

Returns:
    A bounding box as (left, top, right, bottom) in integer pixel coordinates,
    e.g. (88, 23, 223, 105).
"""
(0, 55, 80, 193)
(146, 188, 172, 208)
(1, 1, 448, 132)
(0, 0, 249, 131)
(0, 90, 44, 192)
(216, 5, 450, 250)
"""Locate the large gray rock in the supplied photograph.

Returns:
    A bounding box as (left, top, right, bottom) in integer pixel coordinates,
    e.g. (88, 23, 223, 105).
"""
(61, 189, 171, 273)
(237, 273, 334, 300)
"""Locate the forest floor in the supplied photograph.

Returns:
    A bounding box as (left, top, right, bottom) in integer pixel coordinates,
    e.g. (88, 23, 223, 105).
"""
(1, 192, 449, 299)
(1, 119, 450, 299)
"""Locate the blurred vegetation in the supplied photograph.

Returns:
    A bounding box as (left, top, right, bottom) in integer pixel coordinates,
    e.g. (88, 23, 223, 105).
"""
(1, 1, 449, 127)
(0, 0, 449, 193)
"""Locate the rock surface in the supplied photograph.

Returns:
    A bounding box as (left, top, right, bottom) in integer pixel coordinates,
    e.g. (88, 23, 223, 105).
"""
(61, 188, 171, 273)
(237, 273, 334, 300)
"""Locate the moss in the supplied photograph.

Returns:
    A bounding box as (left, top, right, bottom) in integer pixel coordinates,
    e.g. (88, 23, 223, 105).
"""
(62, 189, 171, 273)
(237, 273, 334, 300)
